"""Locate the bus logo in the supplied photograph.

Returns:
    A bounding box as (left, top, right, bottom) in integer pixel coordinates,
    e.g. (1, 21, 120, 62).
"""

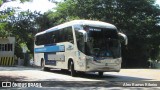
(66, 45, 73, 50)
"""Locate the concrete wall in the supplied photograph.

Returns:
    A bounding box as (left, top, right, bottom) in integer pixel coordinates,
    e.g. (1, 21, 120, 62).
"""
(0, 37, 15, 66)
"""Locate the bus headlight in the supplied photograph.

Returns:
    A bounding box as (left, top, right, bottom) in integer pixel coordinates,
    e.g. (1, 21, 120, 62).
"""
(86, 56, 94, 61)
(115, 58, 121, 64)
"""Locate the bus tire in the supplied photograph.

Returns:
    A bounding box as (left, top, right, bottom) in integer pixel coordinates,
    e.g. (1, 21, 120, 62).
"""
(41, 59, 50, 71)
(61, 69, 68, 73)
(98, 72, 103, 77)
(70, 61, 76, 77)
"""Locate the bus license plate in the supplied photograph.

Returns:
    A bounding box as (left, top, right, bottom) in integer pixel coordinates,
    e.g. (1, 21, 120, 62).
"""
(106, 60, 114, 63)
(105, 60, 116, 66)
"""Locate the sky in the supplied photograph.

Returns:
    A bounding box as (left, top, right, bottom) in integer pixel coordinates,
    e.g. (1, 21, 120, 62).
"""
(156, 0, 160, 5)
(21, 0, 57, 12)
(0, 0, 160, 13)
(0, 0, 57, 13)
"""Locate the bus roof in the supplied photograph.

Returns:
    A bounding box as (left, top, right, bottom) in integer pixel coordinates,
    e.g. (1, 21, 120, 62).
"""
(35, 20, 117, 36)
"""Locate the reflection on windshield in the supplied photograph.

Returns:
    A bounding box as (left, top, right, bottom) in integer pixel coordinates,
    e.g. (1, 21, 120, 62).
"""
(85, 26, 121, 59)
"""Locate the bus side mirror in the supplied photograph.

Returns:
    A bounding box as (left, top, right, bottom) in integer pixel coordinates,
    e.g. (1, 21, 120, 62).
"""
(118, 33, 128, 45)
(78, 30, 88, 42)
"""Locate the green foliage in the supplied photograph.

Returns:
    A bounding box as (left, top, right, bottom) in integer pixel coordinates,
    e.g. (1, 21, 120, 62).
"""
(0, 22, 8, 36)
(0, 0, 160, 67)
(0, 8, 41, 57)
(0, 0, 3, 6)
(51, 0, 160, 67)
(9, 10, 41, 56)
(19, 0, 32, 3)
(0, 8, 16, 37)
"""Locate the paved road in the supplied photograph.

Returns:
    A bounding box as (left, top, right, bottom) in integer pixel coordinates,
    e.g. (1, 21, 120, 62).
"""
(0, 66, 159, 90)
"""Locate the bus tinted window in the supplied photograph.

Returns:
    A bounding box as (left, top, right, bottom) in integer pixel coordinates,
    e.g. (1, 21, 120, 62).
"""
(35, 26, 74, 45)
(64, 27, 74, 43)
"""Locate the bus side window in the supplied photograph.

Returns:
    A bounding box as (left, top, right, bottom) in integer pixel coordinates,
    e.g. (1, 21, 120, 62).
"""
(75, 30, 85, 53)
(52, 34, 56, 43)
(55, 30, 60, 43)
(66, 27, 74, 44)
(44, 34, 49, 45)
(59, 29, 64, 42)
(68, 35, 73, 43)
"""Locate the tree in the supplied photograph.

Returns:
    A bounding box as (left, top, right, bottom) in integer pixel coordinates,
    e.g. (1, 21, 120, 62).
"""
(0, 8, 15, 36)
(49, 0, 160, 68)
(9, 10, 41, 57)
(0, 0, 55, 58)
(0, 0, 58, 59)
(0, 0, 3, 6)
(0, 8, 41, 58)
(1, 0, 159, 67)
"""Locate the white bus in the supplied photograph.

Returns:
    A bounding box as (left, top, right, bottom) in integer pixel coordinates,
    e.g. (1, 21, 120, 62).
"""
(34, 20, 127, 76)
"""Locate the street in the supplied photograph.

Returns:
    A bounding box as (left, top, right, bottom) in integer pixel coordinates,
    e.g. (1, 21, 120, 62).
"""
(0, 66, 159, 90)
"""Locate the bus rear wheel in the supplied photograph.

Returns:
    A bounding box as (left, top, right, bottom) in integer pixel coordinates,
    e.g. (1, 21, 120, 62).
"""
(70, 61, 76, 77)
(41, 60, 50, 71)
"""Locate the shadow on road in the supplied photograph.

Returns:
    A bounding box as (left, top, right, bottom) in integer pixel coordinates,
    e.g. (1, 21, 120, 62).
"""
(0, 66, 40, 71)
(0, 66, 153, 81)
(48, 69, 152, 81)
(0, 76, 26, 81)
(40, 69, 155, 87)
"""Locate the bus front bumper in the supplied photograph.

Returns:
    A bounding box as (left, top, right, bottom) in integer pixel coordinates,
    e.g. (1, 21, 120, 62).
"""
(85, 58, 122, 72)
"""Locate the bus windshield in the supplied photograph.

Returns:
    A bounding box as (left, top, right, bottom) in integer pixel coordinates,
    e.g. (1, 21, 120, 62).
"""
(84, 26, 121, 59)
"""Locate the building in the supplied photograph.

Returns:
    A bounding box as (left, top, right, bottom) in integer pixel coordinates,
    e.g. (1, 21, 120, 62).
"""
(0, 37, 15, 66)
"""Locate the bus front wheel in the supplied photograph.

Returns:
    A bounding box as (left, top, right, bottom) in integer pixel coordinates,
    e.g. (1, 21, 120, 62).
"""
(70, 61, 76, 77)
